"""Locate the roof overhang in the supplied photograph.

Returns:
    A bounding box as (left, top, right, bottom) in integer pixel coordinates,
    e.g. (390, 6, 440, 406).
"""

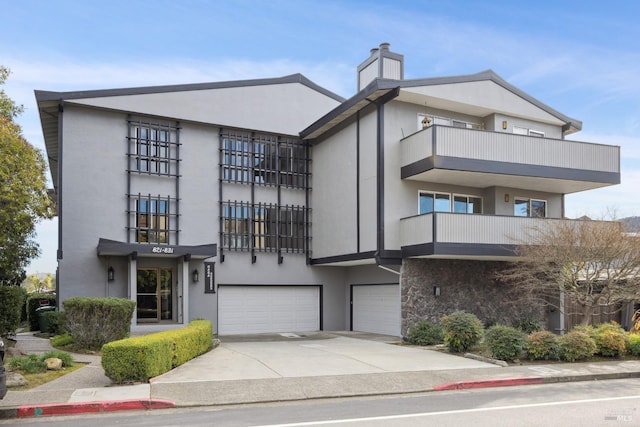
(97, 238, 217, 260)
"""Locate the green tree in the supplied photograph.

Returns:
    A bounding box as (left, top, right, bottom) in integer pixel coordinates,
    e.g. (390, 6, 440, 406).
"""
(0, 66, 54, 286)
(22, 273, 55, 293)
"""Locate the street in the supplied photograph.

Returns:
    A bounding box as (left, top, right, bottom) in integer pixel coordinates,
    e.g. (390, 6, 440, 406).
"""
(3, 378, 639, 426)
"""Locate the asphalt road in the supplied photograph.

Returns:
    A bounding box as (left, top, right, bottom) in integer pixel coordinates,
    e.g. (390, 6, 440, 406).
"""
(4, 378, 640, 426)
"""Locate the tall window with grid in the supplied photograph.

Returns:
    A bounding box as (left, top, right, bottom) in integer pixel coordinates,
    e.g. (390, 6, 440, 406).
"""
(130, 194, 178, 244)
(128, 120, 179, 176)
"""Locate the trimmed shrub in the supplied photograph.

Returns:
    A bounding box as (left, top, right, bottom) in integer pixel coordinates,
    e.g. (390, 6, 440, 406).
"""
(527, 330, 560, 360)
(26, 293, 56, 331)
(512, 317, 543, 334)
(43, 311, 66, 335)
(484, 325, 528, 361)
(40, 350, 73, 367)
(592, 322, 627, 357)
(441, 311, 484, 353)
(626, 334, 640, 357)
(406, 320, 444, 346)
(558, 330, 597, 362)
(102, 320, 213, 383)
(0, 285, 24, 336)
(51, 333, 73, 347)
(63, 297, 135, 350)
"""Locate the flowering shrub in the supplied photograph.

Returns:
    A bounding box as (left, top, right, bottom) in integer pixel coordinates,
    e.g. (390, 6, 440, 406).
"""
(527, 330, 560, 361)
(592, 322, 627, 357)
(558, 330, 597, 362)
(441, 311, 483, 353)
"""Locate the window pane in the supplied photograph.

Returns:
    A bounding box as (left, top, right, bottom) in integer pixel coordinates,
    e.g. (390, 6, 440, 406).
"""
(469, 197, 482, 214)
(453, 196, 467, 213)
(419, 193, 434, 214)
(531, 200, 546, 218)
(514, 199, 529, 217)
(435, 193, 450, 212)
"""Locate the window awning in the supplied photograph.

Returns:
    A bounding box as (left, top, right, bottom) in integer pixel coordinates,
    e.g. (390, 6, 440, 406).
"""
(97, 238, 217, 260)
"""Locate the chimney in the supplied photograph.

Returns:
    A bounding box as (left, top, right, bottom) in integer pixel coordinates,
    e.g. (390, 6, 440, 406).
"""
(356, 42, 404, 91)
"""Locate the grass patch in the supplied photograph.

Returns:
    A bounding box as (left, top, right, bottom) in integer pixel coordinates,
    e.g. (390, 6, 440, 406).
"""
(8, 363, 84, 390)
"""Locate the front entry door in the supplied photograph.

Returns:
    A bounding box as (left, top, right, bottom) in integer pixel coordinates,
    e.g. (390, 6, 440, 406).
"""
(136, 268, 173, 323)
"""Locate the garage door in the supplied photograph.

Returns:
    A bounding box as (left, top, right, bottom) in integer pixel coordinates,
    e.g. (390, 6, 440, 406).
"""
(218, 285, 320, 335)
(352, 284, 400, 336)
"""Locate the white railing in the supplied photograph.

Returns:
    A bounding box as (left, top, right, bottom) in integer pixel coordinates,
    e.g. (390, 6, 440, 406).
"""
(400, 126, 620, 173)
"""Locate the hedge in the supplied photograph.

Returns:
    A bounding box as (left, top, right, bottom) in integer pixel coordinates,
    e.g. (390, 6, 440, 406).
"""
(26, 293, 56, 331)
(63, 297, 135, 350)
(0, 286, 25, 336)
(102, 320, 213, 383)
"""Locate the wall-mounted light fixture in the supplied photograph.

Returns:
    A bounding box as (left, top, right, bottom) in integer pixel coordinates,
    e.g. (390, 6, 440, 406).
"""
(502, 120, 508, 130)
(192, 269, 199, 283)
(107, 266, 115, 282)
(433, 286, 441, 297)
(504, 194, 510, 203)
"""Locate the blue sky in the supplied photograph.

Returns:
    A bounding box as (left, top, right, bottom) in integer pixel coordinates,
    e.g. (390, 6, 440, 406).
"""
(2, 0, 640, 274)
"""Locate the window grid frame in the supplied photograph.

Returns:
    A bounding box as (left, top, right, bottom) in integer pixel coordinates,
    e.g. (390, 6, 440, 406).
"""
(127, 119, 180, 177)
(128, 193, 179, 244)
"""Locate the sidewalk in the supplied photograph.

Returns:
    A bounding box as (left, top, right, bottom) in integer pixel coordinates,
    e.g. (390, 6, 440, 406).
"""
(2, 331, 640, 419)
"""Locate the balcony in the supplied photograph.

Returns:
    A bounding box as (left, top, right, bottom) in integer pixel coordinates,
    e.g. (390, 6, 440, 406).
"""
(400, 126, 620, 194)
(399, 212, 568, 260)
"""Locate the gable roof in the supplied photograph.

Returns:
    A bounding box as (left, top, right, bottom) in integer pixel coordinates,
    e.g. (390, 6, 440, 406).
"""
(300, 69, 581, 141)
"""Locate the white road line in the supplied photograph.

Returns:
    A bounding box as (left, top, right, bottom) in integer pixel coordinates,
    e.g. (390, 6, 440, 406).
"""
(255, 395, 640, 426)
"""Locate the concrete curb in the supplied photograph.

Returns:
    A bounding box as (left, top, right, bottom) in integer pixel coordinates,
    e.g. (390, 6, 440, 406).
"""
(11, 399, 174, 418)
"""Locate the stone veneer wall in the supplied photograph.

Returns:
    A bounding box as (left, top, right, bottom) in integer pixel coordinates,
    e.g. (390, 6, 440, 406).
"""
(401, 258, 546, 337)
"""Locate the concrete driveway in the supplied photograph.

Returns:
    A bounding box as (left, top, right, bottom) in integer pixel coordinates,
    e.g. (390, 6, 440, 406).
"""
(151, 331, 497, 384)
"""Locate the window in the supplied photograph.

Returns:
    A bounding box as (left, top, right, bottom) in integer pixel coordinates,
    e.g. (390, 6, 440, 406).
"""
(134, 196, 171, 243)
(514, 198, 547, 218)
(221, 202, 251, 250)
(417, 114, 481, 132)
(419, 192, 450, 214)
(221, 131, 307, 188)
(222, 201, 307, 253)
(513, 126, 545, 137)
(453, 195, 482, 214)
(128, 120, 178, 175)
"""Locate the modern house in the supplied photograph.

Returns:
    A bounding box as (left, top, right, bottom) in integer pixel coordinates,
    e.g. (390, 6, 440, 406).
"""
(36, 43, 621, 336)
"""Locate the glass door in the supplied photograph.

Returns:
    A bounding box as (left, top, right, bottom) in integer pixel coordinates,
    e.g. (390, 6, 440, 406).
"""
(137, 268, 173, 322)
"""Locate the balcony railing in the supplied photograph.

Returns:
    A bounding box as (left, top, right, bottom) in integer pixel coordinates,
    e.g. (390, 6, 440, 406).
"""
(399, 212, 568, 257)
(401, 125, 620, 174)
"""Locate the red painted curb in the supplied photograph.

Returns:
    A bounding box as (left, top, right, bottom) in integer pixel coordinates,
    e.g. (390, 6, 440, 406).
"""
(16, 399, 175, 418)
(433, 376, 544, 391)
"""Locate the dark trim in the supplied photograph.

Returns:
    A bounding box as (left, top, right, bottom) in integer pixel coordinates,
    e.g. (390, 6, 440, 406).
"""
(319, 285, 324, 331)
(349, 285, 354, 331)
(375, 250, 402, 266)
(356, 111, 361, 253)
(401, 242, 519, 258)
(175, 121, 181, 246)
(35, 74, 345, 104)
(97, 238, 217, 259)
(56, 102, 63, 261)
(401, 155, 620, 185)
(310, 251, 377, 265)
(376, 102, 384, 255)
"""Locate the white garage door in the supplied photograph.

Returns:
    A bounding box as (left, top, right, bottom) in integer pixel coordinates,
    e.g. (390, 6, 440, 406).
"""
(218, 285, 320, 335)
(352, 284, 400, 336)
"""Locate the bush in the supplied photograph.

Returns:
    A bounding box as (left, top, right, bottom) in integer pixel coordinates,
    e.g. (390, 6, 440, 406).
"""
(26, 293, 56, 331)
(484, 325, 527, 361)
(558, 330, 597, 362)
(9, 354, 47, 374)
(0, 285, 24, 336)
(63, 297, 135, 350)
(102, 320, 213, 383)
(512, 317, 543, 334)
(406, 320, 444, 346)
(42, 311, 66, 335)
(51, 333, 73, 347)
(441, 311, 484, 353)
(592, 322, 627, 357)
(626, 334, 640, 357)
(527, 330, 560, 360)
(40, 350, 73, 367)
